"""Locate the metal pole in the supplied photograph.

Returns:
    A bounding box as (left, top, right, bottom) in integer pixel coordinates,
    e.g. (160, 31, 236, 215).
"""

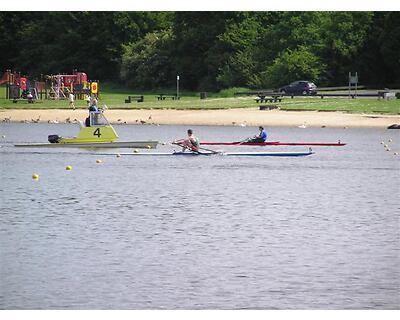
(348, 72, 351, 99)
(177, 75, 179, 99)
(355, 72, 358, 98)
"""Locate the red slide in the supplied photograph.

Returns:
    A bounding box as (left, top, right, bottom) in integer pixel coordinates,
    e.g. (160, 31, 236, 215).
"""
(0, 72, 10, 85)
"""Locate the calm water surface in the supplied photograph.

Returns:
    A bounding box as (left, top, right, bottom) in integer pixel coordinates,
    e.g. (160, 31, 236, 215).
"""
(0, 123, 399, 309)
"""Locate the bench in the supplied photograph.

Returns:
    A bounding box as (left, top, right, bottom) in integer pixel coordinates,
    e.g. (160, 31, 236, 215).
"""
(12, 98, 35, 104)
(156, 94, 180, 101)
(125, 95, 144, 103)
(260, 105, 280, 110)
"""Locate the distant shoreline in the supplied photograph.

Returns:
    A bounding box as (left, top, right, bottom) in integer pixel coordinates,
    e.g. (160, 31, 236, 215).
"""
(1, 108, 399, 128)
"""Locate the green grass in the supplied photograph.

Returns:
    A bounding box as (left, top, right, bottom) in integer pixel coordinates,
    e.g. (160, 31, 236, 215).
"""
(279, 97, 400, 114)
(0, 85, 399, 114)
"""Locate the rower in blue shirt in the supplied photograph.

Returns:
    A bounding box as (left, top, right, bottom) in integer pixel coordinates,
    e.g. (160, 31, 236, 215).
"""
(249, 126, 267, 143)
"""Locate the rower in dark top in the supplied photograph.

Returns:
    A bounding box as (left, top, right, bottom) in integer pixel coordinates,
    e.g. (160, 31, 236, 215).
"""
(248, 126, 268, 143)
(85, 102, 99, 127)
(174, 129, 200, 152)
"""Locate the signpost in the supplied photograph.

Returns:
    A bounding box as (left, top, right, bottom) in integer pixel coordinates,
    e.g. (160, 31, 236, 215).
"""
(348, 72, 358, 98)
(176, 75, 180, 99)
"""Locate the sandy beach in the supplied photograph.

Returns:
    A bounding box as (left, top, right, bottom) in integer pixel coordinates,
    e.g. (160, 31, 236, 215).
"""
(0, 108, 399, 128)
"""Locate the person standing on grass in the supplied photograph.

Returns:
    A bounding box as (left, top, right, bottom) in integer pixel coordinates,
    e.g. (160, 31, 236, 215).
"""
(27, 91, 34, 103)
(85, 93, 91, 107)
(69, 92, 75, 110)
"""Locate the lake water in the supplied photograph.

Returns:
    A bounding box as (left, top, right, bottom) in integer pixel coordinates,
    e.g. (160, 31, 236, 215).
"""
(0, 123, 399, 309)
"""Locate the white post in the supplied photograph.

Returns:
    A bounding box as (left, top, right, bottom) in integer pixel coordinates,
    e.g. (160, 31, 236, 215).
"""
(355, 72, 358, 98)
(348, 72, 351, 99)
(177, 75, 180, 99)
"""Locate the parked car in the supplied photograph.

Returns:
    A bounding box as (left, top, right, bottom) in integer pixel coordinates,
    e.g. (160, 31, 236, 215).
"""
(279, 81, 317, 95)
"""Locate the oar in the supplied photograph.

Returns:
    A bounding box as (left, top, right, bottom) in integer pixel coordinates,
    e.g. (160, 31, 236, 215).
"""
(172, 142, 220, 155)
(237, 136, 253, 145)
(172, 142, 205, 155)
(197, 146, 222, 154)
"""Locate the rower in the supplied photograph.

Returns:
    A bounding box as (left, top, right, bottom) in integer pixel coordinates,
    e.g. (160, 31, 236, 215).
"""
(174, 129, 200, 152)
(248, 126, 267, 143)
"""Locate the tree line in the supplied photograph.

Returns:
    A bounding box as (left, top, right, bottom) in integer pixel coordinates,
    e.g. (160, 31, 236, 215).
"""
(1, 11, 399, 91)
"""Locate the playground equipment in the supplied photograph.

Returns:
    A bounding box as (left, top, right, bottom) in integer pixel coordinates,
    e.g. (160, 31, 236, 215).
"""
(46, 70, 99, 100)
(1, 69, 99, 102)
(0, 70, 42, 101)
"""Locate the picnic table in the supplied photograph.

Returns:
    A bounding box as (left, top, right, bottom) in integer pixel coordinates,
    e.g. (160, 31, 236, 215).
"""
(125, 95, 144, 103)
(156, 94, 180, 100)
(12, 98, 36, 104)
(255, 94, 283, 103)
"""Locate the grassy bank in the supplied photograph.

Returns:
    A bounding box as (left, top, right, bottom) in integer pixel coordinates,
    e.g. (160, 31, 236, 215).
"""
(0, 85, 399, 114)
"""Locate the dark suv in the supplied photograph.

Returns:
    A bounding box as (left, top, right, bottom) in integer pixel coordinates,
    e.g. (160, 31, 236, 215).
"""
(279, 81, 317, 95)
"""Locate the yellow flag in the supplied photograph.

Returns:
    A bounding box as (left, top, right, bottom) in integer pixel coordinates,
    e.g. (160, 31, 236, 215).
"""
(91, 82, 98, 94)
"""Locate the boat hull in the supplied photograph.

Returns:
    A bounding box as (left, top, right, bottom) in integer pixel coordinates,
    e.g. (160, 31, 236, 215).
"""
(98, 151, 314, 157)
(200, 141, 345, 146)
(14, 141, 158, 149)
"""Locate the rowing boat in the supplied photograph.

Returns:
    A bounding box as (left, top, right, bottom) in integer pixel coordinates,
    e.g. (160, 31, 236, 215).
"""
(98, 150, 314, 157)
(200, 141, 346, 146)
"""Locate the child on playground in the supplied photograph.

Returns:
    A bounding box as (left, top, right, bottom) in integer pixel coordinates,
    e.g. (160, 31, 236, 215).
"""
(27, 91, 34, 104)
(85, 93, 91, 107)
(69, 92, 75, 110)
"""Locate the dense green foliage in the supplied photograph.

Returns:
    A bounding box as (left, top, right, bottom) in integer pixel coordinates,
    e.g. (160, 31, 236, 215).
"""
(1, 11, 399, 91)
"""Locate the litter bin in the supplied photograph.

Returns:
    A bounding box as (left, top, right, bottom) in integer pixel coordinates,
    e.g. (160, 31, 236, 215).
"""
(200, 92, 207, 99)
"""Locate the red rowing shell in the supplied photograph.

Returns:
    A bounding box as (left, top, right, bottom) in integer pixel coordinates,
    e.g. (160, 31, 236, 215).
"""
(200, 141, 346, 146)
